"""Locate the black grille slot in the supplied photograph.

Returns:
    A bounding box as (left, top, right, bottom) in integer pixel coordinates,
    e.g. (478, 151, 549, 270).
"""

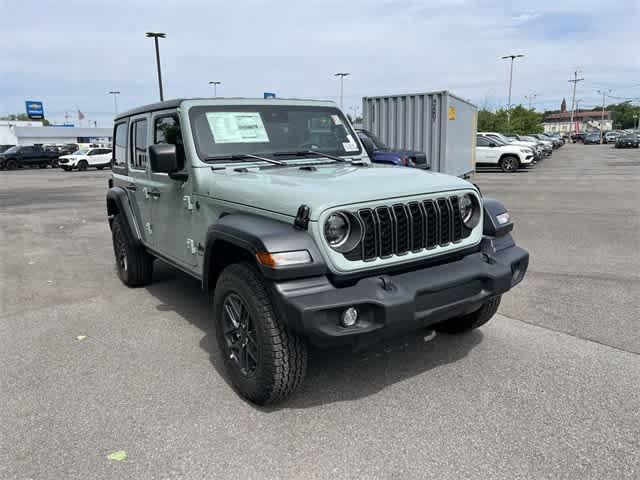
(345, 194, 473, 262)
(392, 204, 410, 255)
(437, 198, 451, 245)
(423, 200, 438, 248)
(450, 196, 463, 242)
(359, 209, 377, 261)
(407, 202, 424, 252)
(375, 207, 394, 257)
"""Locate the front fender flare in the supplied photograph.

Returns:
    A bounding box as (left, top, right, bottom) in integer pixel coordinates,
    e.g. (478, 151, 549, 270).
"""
(203, 213, 327, 290)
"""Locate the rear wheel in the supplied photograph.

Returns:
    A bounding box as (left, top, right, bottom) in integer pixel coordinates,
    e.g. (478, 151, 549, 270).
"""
(78, 160, 88, 171)
(499, 155, 519, 173)
(5, 159, 17, 170)
(435, 296, 501, 334)
(97, 166, 105, 170)
(62, 166, 70, 171)
(213, 262, 308, 405)
(111, 214, 153, 287)
(39, 163, 47, 169)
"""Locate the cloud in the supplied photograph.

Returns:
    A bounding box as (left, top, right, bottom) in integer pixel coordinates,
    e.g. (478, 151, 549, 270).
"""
(0, 0, 637, 125)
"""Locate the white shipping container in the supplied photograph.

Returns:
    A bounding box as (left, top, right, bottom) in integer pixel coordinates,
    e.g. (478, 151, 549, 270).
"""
(362, 91, 478, 177)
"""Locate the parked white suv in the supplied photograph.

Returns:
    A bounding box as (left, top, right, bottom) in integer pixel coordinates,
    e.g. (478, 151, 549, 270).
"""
(476, 135, 534, 172)
(58, 147, 112, 171)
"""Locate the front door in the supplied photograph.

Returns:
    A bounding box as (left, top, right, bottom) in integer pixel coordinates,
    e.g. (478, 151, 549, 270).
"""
(148, 111, 197, 268)
(127, 115, 154, 246)
(476, 136, 499, 165)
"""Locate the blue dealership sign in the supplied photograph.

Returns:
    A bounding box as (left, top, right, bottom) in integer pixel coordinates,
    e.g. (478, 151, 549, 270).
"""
(263, 92, 276, 99)
(26, 100, 44, 119)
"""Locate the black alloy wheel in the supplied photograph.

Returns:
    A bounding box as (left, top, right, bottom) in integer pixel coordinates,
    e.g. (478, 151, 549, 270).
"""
(221, 292, 259, 377)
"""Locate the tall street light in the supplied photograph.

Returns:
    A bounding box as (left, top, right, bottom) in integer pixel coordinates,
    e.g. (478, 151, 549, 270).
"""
(524, 93, 537, 110)
(146, 32, 166, 101)
(209, 81, 221, 97)
(334, 72, 350, 110)
(501, 54, 524, 122)
(108, 91, 120, 116)
(596, 89, 611, 144)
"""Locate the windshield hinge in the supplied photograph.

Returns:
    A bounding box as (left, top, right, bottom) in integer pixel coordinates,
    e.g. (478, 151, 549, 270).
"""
(294, 205, 310, 230)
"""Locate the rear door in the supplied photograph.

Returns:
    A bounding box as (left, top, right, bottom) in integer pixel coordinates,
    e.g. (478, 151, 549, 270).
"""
(127, 115, 155, 247)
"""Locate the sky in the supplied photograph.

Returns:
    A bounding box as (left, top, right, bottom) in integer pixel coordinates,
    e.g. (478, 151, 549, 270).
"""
(1, 0, 638, 127)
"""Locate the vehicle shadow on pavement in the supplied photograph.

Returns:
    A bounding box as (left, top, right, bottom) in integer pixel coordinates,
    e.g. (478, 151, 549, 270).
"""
(146, 260, 484, 409)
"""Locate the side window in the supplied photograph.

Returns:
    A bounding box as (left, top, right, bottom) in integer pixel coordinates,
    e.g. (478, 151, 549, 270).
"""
(131, 119, 148, 170)
(154, 115, 182, 145)
(476, 136, 489, 147)
(113, 122, 128, 168)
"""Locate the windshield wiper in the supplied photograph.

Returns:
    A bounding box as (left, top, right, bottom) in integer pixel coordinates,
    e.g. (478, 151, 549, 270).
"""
(204, 153, 285, 166)
(272, 150, 348, 162)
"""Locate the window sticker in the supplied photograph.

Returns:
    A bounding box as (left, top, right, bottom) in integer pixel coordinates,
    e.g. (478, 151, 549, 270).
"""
(331, 114, 343, 126)
(206, 112, 270, 143)
(342, 134, 359, 152)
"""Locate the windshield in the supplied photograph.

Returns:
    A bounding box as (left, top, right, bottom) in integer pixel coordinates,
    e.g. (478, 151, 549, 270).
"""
(488, 136, 508, 146)
(74, 148, 90, 155)
(520, 136, 537, 142)
(189, 105, 361, 161)
(490, 133, 510, 144)
(3, 146, 19, 153)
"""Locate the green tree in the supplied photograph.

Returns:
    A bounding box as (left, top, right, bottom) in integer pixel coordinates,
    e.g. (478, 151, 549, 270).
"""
(477, 105, 543, 134)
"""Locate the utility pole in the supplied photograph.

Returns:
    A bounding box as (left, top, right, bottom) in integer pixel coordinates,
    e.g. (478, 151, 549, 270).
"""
(596, 89, 611, 144)
(524, 93, 538, 110)
(334, 72, 350, 110)
(108, 91, 120, 116)
(146, 32, 166, 101)
(568, 70, 584, 138)
(208, 81, 221, 97)
(501, 54, 524, 124)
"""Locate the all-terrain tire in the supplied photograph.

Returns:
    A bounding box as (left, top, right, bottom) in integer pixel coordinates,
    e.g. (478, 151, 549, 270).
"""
(499, 155, 519, 173)
(435, 296, 501, 334)
(111, 214, 153, 287)
(213, 262, 308, 405)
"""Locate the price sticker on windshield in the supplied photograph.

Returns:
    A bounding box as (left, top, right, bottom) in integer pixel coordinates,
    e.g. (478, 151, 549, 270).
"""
(206, 112, 270, 143)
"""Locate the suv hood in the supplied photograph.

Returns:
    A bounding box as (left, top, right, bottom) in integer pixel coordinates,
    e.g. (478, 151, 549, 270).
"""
(204, 162, 474, 220)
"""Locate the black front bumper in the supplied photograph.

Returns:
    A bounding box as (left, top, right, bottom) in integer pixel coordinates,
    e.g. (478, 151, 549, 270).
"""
(272, 235, 529, 348)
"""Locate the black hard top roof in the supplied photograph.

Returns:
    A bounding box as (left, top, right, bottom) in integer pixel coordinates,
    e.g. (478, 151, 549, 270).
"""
(114, 99, 184, 121)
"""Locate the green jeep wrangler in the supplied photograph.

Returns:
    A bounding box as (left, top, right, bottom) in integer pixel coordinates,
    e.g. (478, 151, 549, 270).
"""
(107, 98, 528, 404)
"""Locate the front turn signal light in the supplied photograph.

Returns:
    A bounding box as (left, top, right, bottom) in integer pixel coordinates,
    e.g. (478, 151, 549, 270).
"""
(256, 250, 312, 267)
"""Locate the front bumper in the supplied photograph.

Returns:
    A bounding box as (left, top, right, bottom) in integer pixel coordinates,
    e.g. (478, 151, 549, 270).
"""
(272, 235, 528, 348)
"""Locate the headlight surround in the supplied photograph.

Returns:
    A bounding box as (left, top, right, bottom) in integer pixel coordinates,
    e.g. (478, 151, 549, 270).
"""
(459, 193, 481, 229)
(323, 211, 363, 252)
(324, 212, 350, 248)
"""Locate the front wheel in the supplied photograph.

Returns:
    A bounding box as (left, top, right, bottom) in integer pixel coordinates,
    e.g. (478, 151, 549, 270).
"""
(435, 296, 501, 334)
(77, 160, 88, 171)
(499, 155, 519, 173)
(5, 159, 17, 170)
(213, 262, 308, 405)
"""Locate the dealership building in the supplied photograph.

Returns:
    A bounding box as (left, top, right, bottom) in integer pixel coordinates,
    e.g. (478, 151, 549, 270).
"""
(0, 121, 112, 146)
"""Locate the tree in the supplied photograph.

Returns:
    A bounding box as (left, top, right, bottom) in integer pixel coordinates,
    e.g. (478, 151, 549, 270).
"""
(477, 105, 543, 134)
(1, 113, 50, 125)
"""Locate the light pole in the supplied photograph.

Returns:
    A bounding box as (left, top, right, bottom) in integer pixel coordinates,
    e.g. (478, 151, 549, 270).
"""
(208, 81, 221, 97)
(596, 89, 611, 144)
(524, 93, 537, 110)
(634, 114, 639, 129)
(501, 54, 524, 121)
(108, 91, 120, 116)
(146, 32, 166, 101)
(334, 72, 350, 110)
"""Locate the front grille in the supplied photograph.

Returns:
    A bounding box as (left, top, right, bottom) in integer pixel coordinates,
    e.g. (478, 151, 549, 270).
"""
(58, 158, 68, 164)
(344, 195, 472, 262)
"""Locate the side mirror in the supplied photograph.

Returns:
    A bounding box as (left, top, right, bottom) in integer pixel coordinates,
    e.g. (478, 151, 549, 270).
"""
(149, 144, 187, 180)
(360, 137, 376, 157)
(489, 142, 497, 148)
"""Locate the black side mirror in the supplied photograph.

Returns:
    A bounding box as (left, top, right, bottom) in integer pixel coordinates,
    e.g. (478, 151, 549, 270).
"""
(149, 144, 188, 181)
(489, 142, 497, 148)
(360, 137, 376, 157)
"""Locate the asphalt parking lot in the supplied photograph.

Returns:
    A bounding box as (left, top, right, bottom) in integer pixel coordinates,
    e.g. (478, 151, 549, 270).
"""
(1, 144, 639, 479)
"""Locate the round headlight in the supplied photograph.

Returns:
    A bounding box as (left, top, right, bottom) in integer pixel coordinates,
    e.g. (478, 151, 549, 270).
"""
(459, 194, 474, 224)
(324, 212, 350, 247)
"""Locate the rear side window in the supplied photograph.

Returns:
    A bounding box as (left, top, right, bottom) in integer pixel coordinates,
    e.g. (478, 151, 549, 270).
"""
(131, 119, 148, 170)
(113, 122, 128, 168)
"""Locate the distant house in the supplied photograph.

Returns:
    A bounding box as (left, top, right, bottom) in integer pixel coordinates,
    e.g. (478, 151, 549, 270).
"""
(542, 110, 612, 134)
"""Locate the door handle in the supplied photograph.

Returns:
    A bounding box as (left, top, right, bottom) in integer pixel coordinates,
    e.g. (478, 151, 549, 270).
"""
(149, 189, 161, 199)
(126, 184, 137, 192)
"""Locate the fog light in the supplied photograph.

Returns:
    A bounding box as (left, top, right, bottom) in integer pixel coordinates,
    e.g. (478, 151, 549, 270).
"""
(496, 211, 511, 225)
(340, 307, 359, 327)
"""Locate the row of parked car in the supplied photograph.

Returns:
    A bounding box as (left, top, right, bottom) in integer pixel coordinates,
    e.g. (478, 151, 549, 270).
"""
(0, 144, 113, 171)
(571, 130, 640, 147)
(475, 132, 563, 172)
